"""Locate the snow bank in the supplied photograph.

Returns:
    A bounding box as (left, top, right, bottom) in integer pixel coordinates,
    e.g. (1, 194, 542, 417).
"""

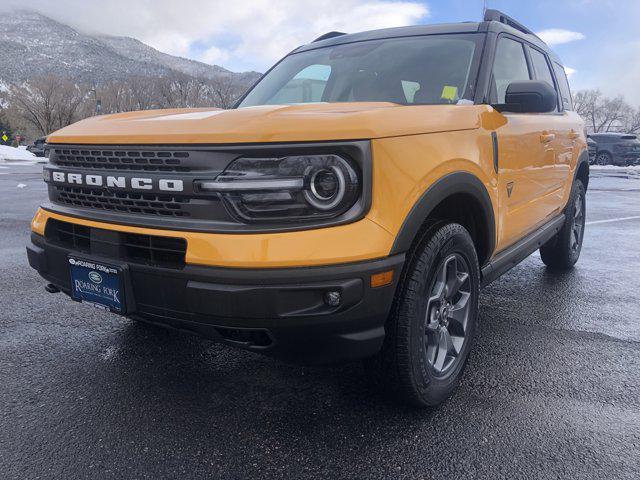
(590, 165, 640, 171)
(0, 145, 38, 162)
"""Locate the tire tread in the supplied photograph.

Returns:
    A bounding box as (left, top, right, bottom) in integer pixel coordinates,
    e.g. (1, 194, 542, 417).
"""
(540, 180, 585, 269)
(365, 222, 479, 407)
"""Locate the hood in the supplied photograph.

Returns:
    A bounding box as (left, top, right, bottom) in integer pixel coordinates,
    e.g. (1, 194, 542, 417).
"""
(47, 102, 486, 145)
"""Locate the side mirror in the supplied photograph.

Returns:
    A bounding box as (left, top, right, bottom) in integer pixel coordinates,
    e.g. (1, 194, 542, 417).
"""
(496, 80, 557, 113)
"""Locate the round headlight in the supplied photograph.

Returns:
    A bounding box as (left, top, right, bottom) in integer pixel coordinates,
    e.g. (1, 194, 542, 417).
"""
(210, 153, 360, 223)
(305, 166, 346, 210)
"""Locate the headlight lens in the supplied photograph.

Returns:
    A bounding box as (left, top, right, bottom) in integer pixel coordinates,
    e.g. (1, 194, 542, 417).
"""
(197, 154, 360, 223)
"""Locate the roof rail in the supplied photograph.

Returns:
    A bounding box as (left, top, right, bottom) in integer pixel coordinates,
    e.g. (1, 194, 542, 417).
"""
(313, 31, 346, 43)
(483, 9, 537, 37)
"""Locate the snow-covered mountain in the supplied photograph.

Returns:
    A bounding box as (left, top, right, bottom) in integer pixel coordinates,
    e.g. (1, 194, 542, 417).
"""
(0, 11, 260, 85)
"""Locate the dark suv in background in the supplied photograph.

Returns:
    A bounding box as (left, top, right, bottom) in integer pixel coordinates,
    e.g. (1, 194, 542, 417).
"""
(26, 136, 47, 157)
(587, 137, 597, 164)
(588, 133, 640, 166)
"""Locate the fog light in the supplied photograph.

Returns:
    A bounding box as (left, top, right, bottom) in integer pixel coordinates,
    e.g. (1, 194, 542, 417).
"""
(324, 290, 341, 307)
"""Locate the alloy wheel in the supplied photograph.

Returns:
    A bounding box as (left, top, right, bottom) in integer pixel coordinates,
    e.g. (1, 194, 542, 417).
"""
(570, 190, 585, 254)
(595, 153, 610, 165)
(424, 254, 472, 376)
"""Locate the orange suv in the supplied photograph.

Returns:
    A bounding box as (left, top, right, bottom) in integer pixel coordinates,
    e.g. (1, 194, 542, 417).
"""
(28, 10, 588, 406)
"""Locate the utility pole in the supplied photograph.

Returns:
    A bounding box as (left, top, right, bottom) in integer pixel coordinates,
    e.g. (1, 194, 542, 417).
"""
(91, 87, 102, 116)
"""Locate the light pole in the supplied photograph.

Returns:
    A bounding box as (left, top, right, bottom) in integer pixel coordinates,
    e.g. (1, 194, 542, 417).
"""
(91, 88, 102, 116)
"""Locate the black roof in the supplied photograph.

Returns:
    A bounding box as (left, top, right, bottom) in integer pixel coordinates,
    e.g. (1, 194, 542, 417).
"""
(296, 10, 561, 64)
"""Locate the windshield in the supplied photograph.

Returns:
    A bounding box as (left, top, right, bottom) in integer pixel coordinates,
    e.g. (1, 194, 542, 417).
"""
(238, 34, 482, 108)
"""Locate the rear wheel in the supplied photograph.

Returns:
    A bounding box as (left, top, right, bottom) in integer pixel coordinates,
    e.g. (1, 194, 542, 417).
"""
(540, 180, 586, 269)
(365, 223, 480, 407)
(595, 151, 611, 165)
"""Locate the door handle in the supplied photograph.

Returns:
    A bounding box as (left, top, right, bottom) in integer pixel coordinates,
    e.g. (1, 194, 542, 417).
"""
(540, 133, 555, 143)
(568, 130, 580, 140)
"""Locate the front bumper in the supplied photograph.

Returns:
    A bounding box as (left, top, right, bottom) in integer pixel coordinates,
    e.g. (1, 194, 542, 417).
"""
(27, 233, 404, 364)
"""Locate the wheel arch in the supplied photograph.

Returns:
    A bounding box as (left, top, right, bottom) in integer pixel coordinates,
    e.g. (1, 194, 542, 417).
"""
(575, 149, 590, 190)
(389, 172, 496, 267)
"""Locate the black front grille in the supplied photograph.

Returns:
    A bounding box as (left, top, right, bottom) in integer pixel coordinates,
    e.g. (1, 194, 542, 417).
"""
(53, 186, 190, 217)
(45, 219, 187, 268)
(51, 147, 190, 172)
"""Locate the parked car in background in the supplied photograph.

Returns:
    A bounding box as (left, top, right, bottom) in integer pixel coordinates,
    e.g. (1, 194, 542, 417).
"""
(588, 133, 640, 166)
(26, 137, 47, 157)
(587, 137, 597, 164)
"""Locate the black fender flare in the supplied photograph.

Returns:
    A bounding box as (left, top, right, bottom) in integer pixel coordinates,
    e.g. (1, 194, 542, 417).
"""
(389, 171, 496, 264)
(574, 149, 590, 190)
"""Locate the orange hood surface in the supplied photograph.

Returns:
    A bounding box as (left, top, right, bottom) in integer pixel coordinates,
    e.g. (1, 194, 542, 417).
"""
(46, 103, 486, 145)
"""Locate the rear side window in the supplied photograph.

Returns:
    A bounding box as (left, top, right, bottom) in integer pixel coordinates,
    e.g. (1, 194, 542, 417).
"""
(528, 48, 558, 112)
(552, 62, 573, 110)
(491, 37, 531, 103)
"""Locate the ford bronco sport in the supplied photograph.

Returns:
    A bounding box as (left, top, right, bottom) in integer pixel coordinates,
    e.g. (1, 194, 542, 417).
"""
(28, 10, 588, 406)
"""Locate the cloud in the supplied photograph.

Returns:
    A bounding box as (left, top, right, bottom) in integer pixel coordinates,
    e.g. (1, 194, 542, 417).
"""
(3, 0, 429, 71)
(200, 45, 231, 66)
(536, 28, 585, 46)
(564, 67, 576, 78)
(593, 40, 640, 106)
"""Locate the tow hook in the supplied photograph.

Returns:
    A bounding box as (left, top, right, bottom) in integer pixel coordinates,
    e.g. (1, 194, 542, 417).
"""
(45, 283, 60, 294)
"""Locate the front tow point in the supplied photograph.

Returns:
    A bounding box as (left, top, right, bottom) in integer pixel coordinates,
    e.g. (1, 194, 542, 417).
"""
(45, 283, 60, 294)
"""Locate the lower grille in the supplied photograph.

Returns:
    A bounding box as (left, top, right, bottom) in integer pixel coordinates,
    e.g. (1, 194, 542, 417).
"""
(53, 186, 190, 217)
(214, 327, 273, 347)
(46, 219, 91, 252)
(45, 219, 187, 268)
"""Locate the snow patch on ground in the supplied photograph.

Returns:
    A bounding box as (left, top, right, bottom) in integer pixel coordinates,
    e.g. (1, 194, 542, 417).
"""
(590, 165, 640, 171)
(0, 145, 38, 162)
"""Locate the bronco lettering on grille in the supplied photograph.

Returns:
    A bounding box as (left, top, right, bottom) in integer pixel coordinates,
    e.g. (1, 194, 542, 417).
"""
(50, 171, 184, 192)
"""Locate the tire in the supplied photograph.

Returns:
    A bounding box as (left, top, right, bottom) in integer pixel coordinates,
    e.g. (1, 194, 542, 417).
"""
(595, 151, 612, 165)
(540, 180, 586, 269)
(364, 223, 480, 407)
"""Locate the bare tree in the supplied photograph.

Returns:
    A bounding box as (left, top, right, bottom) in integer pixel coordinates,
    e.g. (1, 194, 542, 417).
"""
(128, 76, 158, 111)
(573, 89, 640, 133)
(2, 73, 252, 141)
(596, 96, 629, 132)
(54, 79, 88, 128)
(625, 109, 640, 134)
(7, 76, 87, 136)
(573, 89, 600, 130)
(210, 75, 243, 109)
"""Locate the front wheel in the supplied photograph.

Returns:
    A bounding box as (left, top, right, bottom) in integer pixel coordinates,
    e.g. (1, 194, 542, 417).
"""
(540, 180, 586, 269)
(364, 223, 480, 407)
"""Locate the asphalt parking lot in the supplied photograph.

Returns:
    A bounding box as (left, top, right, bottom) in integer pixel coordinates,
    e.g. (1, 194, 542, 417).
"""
(1, 162, 639, 479)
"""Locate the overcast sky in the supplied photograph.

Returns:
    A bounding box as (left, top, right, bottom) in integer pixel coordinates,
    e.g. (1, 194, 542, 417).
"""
(3, 0, 640, 105)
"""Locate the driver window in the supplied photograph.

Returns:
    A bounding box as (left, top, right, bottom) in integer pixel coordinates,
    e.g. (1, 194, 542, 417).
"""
(490, 37, 531, 104)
